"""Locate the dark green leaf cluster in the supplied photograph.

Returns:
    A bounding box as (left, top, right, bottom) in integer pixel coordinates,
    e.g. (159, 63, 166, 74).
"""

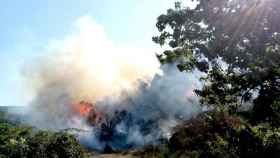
(154, 0, 280, 124)
(0, 114, 89, 158)
(149, 0, 280, 157)
(155, 0, 280, 69)
(139, 112, 280, 158)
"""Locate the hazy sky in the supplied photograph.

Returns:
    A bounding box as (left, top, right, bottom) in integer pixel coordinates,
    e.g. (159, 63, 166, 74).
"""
(0, 0, 194, 106)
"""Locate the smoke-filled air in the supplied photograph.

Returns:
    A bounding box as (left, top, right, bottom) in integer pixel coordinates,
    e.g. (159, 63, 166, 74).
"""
(3, 0, 280, 157)
(21, 16, 201, 151)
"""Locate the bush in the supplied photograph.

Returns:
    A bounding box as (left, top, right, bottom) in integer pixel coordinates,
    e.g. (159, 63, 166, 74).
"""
(139, 112, 280, 158)
(0, 120, 89, 158)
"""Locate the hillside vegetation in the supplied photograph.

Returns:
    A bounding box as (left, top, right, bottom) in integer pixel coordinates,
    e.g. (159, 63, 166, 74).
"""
(138, 0, 280, 157)
(1, 0, 280, 157)
(0, 111, 90, 158)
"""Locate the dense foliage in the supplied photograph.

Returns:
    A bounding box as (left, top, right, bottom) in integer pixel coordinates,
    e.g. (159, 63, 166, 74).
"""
(154, 0, 280, 119)
(139, 0, 280, 157)
(137, 112, 280, 158)
(2, 0, 280, 157)
(0, 112, 89, 158)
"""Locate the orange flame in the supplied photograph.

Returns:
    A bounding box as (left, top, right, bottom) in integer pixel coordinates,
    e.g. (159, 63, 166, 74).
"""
(72, 101, 93, 117)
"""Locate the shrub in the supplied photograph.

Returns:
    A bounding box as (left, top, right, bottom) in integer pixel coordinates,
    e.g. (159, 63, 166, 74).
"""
(0, 120, 89, 158)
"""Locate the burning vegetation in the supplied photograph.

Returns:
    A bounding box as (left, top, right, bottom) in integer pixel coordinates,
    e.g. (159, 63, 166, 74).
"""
(22, 18, 201, 151)
(67, 66, 200, 152)
(72, 101, 94, 118)
(2, 0, 279, 158)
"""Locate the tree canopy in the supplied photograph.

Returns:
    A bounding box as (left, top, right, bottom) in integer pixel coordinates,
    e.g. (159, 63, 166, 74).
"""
(154, 0, 280, 122)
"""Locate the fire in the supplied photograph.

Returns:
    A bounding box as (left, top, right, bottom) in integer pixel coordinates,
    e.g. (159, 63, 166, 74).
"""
(71, 101, 104, 126)
(72, 101, 93, 117)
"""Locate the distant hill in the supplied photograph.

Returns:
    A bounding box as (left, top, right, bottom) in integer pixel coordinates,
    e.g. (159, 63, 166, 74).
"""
(0, 106, 27, 124)
(0, 106, 26, 113)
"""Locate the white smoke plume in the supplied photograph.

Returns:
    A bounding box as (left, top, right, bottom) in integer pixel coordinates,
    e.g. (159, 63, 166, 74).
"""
(23, 16, 159, 129)
(22, 16, 202, 151)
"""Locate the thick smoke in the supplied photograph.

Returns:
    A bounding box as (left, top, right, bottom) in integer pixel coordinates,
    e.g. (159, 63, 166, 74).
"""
(22, 16, 202, 151)
(77, 64, 202, 151)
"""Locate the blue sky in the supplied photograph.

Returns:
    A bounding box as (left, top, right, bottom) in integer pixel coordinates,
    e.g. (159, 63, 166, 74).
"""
(0, 0, 191, 106)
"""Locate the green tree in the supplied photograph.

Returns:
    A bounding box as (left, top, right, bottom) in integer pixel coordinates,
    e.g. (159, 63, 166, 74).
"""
(154, 0, 280, 121)
(0, 119, 89, 158)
